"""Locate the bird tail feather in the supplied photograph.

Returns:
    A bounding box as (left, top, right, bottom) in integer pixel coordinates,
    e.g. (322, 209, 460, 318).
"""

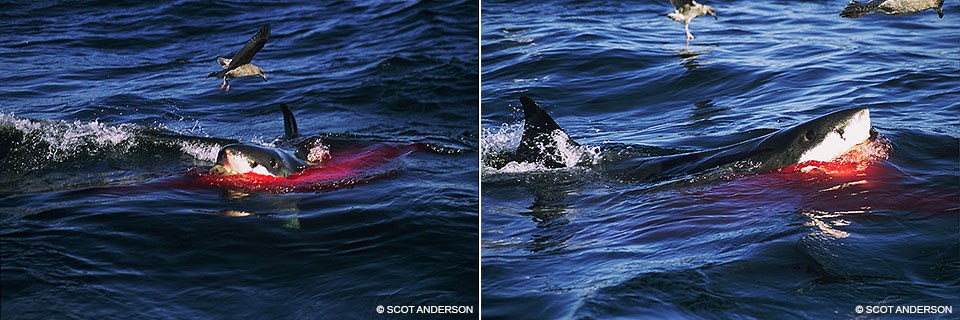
(839, 1, 874, 18)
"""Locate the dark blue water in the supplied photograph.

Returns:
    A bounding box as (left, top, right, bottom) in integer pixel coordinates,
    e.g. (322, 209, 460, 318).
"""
(482, 0, 958, 319)
(1, 1, 478, 319)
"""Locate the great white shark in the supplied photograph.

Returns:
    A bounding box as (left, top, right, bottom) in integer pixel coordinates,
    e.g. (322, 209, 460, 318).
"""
(0, 105, 438, 195)
(211, 103, 331, 178)
(511, 96, 876, 181)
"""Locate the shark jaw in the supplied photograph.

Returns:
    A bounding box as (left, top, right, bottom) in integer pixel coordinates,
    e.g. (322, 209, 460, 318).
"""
(797, 108, 872, 163)
(216, 148, 277, 177)
(213, 143, 305, 178)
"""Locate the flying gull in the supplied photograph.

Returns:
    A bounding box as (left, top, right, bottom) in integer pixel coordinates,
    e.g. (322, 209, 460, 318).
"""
(667, 0, 717, 41)
(208, 24, 270, 92)
(840, 0, 944, 18)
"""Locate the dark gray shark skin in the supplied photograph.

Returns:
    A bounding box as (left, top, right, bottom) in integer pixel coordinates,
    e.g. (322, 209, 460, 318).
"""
(513, 96, 872, 182)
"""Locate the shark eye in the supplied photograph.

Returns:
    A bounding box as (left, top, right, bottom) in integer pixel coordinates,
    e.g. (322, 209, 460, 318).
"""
(804, 130, 815, 141)
(835, 128, 845, 138)
(270, 158, 278, 168)
(250, 161, 259, 168)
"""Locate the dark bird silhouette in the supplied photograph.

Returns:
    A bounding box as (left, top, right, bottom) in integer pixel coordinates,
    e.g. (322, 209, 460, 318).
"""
(840, 0, 944, 18)
(207, 24, 270, 92)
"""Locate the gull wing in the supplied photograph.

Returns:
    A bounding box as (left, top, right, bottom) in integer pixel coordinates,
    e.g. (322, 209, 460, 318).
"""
(671, 0, 698, 10)
(225, 23, 270, 71)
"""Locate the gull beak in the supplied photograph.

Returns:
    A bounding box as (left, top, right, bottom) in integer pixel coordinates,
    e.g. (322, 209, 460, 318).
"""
(260, 74, 268, 82)
(709, 8, 717, 20)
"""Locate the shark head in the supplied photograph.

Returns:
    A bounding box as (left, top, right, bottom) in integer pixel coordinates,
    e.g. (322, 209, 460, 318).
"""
(214, 143, 305, 177)
(751, 107, 872, 170)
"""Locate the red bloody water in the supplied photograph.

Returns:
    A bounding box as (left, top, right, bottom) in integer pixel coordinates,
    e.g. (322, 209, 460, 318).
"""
(697, 134, 952, 215)
(193, 143, 423, 193)
(775, 134, 892, 177)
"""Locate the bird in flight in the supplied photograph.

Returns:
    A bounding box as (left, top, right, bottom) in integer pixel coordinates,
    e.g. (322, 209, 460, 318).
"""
(839, 0, 944, 19)
(208, 24, 270, 93)
(667, 0, 717, 42)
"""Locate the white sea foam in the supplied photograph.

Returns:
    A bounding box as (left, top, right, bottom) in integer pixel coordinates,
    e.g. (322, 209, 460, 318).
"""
(1, 112, 137, 161)
(178, 141, 222, 162)
(549, 130, 602, 167)
(481, 122, 602, 175)
(486, 160, 547, 174)
(480, 122, 523, 158)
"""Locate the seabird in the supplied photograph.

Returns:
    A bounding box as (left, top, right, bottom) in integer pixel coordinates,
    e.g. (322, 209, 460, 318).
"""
(667, 0, 717, 41)
(208, 24, 270, 92)
(840, 0, 944, 18)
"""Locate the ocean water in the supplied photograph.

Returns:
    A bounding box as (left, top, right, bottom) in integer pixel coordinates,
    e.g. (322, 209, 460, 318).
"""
(481, 0, 958, 319)
(1, 1, 478, 319)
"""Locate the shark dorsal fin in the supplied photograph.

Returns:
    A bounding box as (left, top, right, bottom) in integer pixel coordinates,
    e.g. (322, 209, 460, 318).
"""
(516, 96, 579, 168)
(281, 103, 299, 140)
(520, 96, 566, 138)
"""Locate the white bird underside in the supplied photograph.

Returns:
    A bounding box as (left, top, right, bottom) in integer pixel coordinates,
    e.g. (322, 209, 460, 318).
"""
(667, 12, 687, 23)
(666, 0, 715, 41)
(671, 0, 701, 17)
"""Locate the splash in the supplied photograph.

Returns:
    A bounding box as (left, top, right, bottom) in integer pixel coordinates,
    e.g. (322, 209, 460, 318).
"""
(178, 141, 222, 162)
(0, 112, 137, 162)
(550, 130, 602, 167)
(488, 161, 548, 174)
(481, 122, 601, 174)
(480, 122, 523, 159)
(305, 144, 332, 163)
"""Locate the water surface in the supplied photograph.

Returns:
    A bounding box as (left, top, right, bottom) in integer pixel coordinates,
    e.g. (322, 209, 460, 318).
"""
(481, 0, 958, 318)
(1, 1, 479, 318)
